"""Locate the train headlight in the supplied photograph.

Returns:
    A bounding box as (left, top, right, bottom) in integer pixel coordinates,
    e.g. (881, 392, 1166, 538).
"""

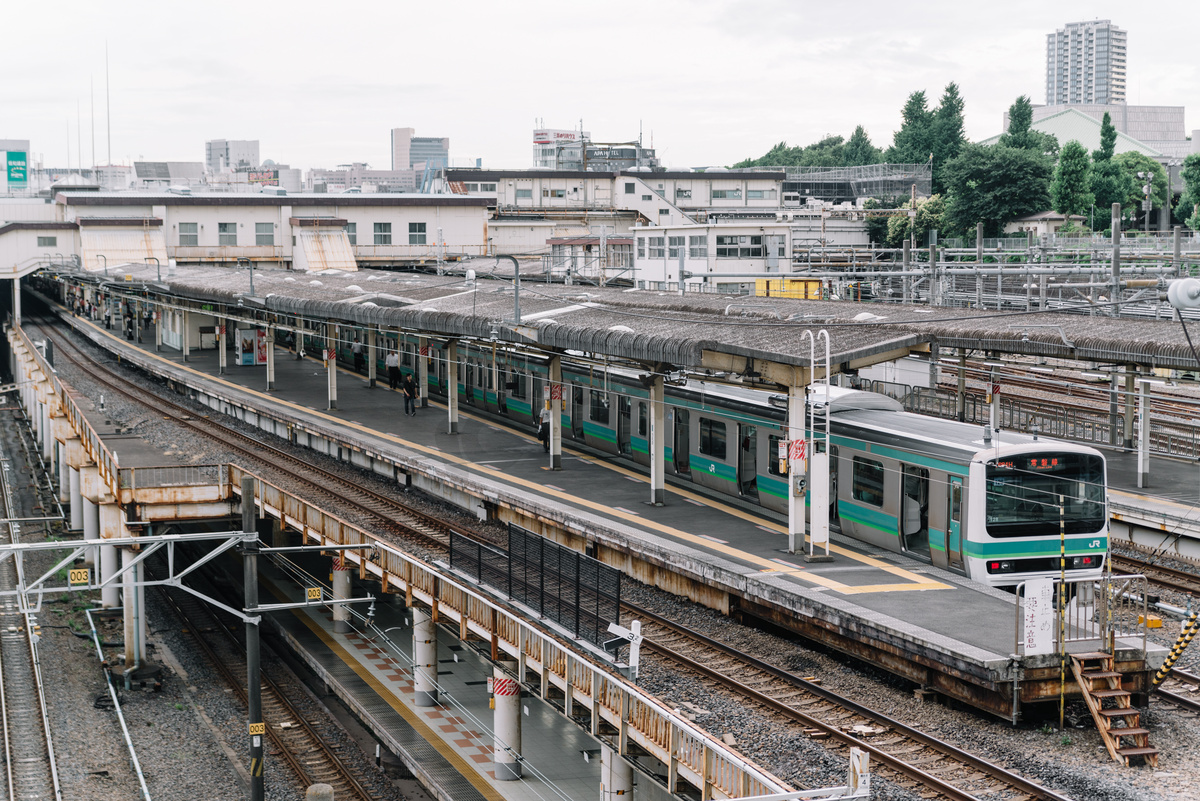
(987, 560, 1016, 574)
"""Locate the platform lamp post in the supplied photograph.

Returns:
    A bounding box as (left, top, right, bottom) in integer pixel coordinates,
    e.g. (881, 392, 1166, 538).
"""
(238, 257, 255, 296)
(97, 254, 107, 276)
(144, 256, 160, 281)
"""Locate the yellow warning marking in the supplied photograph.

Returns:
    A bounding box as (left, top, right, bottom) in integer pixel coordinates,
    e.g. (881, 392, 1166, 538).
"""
(259, 575, 506, 801)
(82, 315, 949, 595)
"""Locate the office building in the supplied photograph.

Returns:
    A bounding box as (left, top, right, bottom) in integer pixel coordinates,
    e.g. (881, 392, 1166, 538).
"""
(205, 139, 261, 172)
(1046, 20, 1126, 105)
(390, 128, 450, 171)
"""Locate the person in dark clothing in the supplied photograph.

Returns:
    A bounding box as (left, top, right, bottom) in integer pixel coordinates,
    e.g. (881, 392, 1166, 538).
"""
(352, 337, 364, 374)
(386, 351, 400, 389)
(402, 374, 417, 416)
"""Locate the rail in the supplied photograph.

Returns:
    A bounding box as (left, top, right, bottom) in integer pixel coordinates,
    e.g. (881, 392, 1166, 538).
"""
(84, 609, 152, 801)
(230, 464, 790, 799)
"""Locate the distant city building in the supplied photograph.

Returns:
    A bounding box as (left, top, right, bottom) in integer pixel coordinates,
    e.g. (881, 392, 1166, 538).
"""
(531, 127, 659, 171)
(390, 128, 450, 171)
(1046, 20, 1126, 105)
(307, 162, 416, 193)
(1011, 104, 1198, 160)
(133, 161, 205, 188)
(1, 139, 31, 195)
(205, 139, 260, 172)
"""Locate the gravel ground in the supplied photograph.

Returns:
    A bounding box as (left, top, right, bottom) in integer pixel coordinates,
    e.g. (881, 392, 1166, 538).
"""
(32, 317, 1200, 801)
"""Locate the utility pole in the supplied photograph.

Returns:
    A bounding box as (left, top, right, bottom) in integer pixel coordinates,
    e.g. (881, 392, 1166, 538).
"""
(242, 476, 264, 801)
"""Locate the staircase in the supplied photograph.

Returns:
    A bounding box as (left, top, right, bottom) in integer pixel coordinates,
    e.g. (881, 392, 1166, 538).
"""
(1071, 652, 1159, 767)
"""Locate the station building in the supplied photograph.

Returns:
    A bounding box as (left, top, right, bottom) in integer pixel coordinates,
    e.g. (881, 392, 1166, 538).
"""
(0, 191, 490, 274)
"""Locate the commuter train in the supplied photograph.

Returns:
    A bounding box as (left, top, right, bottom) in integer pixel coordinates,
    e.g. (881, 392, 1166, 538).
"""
(296, 324, 1108, 589)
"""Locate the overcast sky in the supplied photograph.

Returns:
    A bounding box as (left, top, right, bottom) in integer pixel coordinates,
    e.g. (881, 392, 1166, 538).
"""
(4, 0, 1196, 172)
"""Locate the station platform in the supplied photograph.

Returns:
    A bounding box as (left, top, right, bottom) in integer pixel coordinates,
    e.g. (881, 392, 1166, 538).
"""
(255, 554, 608, 801)
(40, 307, 1173, 719)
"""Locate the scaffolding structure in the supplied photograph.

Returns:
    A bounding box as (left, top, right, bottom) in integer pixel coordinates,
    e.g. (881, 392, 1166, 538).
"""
(736, 163, 934, 203)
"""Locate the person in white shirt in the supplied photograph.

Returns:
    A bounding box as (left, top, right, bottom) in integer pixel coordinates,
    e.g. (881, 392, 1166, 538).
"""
(538, 404, 552, 453)
(385, 351, 400, 389)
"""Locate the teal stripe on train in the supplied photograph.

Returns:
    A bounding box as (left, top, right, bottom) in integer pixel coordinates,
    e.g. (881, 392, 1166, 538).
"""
(688, 454, 737, 484)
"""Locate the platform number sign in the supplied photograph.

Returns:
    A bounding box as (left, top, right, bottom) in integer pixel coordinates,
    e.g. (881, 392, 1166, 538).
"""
(68, 568, 89, 586)
(306, 587, 321, 601)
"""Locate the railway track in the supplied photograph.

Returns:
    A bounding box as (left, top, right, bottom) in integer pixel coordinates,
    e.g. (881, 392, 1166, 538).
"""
(36, 318, 499, 553)
(627, 601, 1071, 801)
(1110, 553, 1200, 595)
(152, 565, 378, 800)
(0, 442, 60, 801)
(1157, 669, 1200, 714)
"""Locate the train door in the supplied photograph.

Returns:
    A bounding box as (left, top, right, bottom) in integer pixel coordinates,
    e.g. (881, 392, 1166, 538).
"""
(947, 477, 964, 571)
(571, 384, 584, 438)
(738, 424, 758, 497)
(673, 409, 690, 473)
(829, 445, 839, 520)
(617, 396, 632, 456)
(900, 464, 931, 560)
(464, 362, 476, 405)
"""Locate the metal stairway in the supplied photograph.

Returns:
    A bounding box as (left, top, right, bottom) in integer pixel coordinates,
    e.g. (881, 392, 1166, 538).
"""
(1071, 652, 1159, 767)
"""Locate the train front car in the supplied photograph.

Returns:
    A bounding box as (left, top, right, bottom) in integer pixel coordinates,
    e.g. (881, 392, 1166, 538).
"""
(967, 442, 1108, 588)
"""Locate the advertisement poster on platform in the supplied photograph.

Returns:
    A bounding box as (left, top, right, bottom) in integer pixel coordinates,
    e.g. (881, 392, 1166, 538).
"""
(236, 329, 268, 365)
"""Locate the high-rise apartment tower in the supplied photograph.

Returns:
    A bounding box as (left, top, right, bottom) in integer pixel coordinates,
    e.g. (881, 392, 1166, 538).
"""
(1046, 20, 1126, 105)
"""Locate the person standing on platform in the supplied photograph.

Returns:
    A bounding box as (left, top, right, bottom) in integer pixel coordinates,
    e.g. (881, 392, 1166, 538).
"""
(402, 373, 417, 416)
(538, 402, 551, 453)
(352, 336, 365, 374)
(386, 351, 400, 389)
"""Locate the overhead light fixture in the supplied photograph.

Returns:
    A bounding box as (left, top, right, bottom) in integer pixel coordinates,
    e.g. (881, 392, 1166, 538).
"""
(1137, 378, 1167, 386)
(983, 360, 1005, 368)
(1029, 366, 1055, 374)
(1081, 372, 1106, 380)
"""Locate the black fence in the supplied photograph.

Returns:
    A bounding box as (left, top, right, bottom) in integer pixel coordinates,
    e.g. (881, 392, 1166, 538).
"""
(450, 525, 620, 648)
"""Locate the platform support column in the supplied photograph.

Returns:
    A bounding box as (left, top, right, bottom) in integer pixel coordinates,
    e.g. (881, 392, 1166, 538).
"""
(956, 353, 966, 422)
(11, 277, 20, 326)
(121, 546, 145, 668)
(270, 518, 289, 548)
(182, 310, 190, 362)
(332, 556, 352, 634)
(1122, 370, 1135, 451)
(1138, 380, 1151, 488)
(493, 665, 522, 780)
(218, 318, 227, 375)
(325, 323, 338, 411)
(154, 306, 161, 352)
(601, 743, 633, 801)
(412, 608, 438, 707)
(57, 443, 68, 503)
(265, 325, 275, 391)
(82, 494, 99, 567)
(100, 504, 120, 608)
(68, 466, 82, 531)
(649, 374, 665, 506)
(446, 340, 459, 435)
(549, 355, 562, 470)
(787, 383, 805, 554)
(417, 336, 430, 408)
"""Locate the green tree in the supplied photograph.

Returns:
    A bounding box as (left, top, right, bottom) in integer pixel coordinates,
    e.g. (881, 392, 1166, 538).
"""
(930, 83, 966, 194)
(1091, 160, 1136, 216)
(1113, 151, 1169, 212)
(885, 91, 933, 164)
(1173, 153, 1200, 229)
(843, 126, 882, 166)
(886, 194, 945, 246)
(1093, 111, 1117, 162)
(863, 196, 900, 245)
(942, 143, 1053, 237)
(1050, 140, 1094, 218)
(998, 95, 1059, 157)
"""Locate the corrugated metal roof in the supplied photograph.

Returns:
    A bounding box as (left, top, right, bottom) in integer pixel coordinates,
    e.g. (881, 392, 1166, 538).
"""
(978, 108, 1163, 156)
(80, 228, 168, 273)
(296, 230, 357, 273)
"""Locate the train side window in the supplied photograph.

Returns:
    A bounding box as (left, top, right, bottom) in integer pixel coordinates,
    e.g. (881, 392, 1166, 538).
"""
(511, 372, 527, 399)
(638, 402, 647, 436)
(699, 418, 727, 460)
(402, 345, 413, 367)
(589, 390, 610, 424)
(951, 482, 962, 522)
(768, 434, 787, 476)
(852, 457, 885, 506)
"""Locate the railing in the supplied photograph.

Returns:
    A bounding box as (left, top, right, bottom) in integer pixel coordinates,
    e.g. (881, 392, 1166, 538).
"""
(1014, 574, 1149, 658)
(118, 464, 226, 490)
(231, 463, 790, 799)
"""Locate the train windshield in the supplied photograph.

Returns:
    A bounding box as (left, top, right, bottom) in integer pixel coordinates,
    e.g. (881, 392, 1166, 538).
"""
(985, 453, 1105, 537)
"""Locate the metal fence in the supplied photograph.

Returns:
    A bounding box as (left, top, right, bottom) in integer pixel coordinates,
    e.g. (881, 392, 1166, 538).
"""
(117, 464, 226, 489)
(1014, 574, 1148, 657)
(450, 525, 621, 648)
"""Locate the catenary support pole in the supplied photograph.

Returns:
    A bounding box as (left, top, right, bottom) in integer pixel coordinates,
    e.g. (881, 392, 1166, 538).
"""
(446, 340, 459, 435)
(600, 743, 632, 801)
(1138, 381, 1151, 488)
(1123, 371, 1135, 450)
(182, 310, 190, 362)
(548, 355, 562, 470)
(1111, 203, 1121, 315)
(332, 556, 352, 633)
(325, 322, 338, 411)
(242, 476, 264, 801)
(418, 336, 429, 408)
